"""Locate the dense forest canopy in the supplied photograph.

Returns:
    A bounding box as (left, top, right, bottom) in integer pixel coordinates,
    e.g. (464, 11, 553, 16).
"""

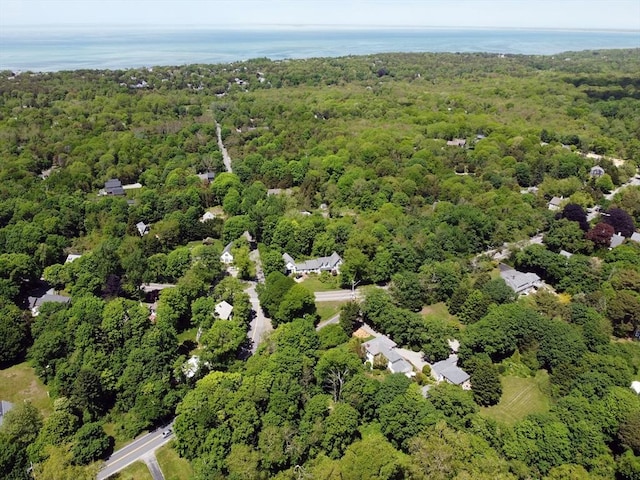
(0, 48, 639, 479)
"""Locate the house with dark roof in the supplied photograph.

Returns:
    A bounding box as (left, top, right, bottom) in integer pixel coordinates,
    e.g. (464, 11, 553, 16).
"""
(281, 252, 343, 275)
(431, 355, 471, 389)
(103, 179, 125, 196)
(197, 172, 216, 184)
(590, 165, 605, 178)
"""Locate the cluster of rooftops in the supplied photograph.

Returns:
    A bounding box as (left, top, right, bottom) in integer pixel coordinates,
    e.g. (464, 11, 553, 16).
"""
(362, 335, 471, 391)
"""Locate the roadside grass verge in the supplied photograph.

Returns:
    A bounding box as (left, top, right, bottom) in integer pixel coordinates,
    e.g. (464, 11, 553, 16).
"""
(317, 301, 347, 322)
(114, 461, 153, 480)
(480, 370, 551, 425)
(0, 362, 53, 417)
(156, 443, 194, 480)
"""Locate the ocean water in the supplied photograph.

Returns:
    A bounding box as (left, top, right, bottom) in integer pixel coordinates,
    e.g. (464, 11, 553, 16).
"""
(1, 26, 639, 72)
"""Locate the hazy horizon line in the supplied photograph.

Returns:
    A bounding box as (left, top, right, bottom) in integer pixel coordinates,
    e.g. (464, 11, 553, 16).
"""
(2, 23, 640, 34)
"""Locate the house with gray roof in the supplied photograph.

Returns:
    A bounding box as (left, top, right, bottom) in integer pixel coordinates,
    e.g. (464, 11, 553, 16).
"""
(0, 401, 14, 427)
(499, 264, 541, 295)
(548, 196, 563, 211)
(630, 232, 640, 243)
(610, 233, 625, 249)
(362, 336, 414, 376)
(282, 251, 343, 275)
(431, 355, 471, 389)
(220, 242, 234, 264)
(28, 292, 71, 316)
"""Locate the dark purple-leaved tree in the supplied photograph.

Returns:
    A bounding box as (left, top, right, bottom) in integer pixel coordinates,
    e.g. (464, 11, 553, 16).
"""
(558, 203, 589, 231)
(603, 208, 635, 237)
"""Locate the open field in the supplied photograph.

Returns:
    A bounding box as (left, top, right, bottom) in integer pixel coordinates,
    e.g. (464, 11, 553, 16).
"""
(0, 362, 53, 417)
(480, 371, 551, 425)
(114, 461, 153, 480)
(156, 443, 194, 480)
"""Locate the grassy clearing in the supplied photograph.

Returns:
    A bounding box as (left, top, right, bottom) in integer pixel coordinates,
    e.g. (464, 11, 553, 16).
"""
(177, 326, 199, 345)
(0, 362, 53, 417)
(115, 461, 153, 480)
(421, 302, 458, 325)
(317, 301, 347, 321)
(156, 443, 194, 480)
(480, 370, 551, 425)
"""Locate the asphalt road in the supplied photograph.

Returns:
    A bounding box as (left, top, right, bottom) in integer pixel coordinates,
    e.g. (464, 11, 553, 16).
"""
(97, 426, 174, 480)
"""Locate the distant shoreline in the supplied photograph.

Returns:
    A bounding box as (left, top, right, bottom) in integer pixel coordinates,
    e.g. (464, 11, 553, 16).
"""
(2, 27, 638, 73)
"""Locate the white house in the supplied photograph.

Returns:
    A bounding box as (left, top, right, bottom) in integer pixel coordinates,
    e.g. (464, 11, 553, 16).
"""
(281, 251, 343, 275)
(136, 221, 150, 236)
(631, 381, 640, 395)
(431, 355, 471, 390)
(446, 138, 467, 147)
(214, 300, 234, 320)
(220, 242, 234, 264)
(200, 211, 217, 223)
(65, 254, 82, 263)
(630, 232, 640, 243)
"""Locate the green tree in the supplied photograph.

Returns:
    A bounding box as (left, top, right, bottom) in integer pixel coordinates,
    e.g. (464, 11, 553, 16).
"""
(428, 382, 478, 429)
(458, 290, 490, 324)
(71, 422, 111, 465)
(389, 271, 424, 311)
(339, 300, 360, 335)
(0, 302, 30, 366)
(322, 403, 360, 459)
(275, 284, 316, 326)
(469, 360, 503, 406)
(315, 347, 363, 402)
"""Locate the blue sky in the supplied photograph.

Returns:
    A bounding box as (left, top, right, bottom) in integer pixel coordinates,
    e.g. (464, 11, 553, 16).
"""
(1, 0, 639, 30)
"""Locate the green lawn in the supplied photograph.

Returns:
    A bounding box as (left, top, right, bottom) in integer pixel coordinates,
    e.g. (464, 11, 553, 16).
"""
(300, 274, 340, 292)
(156, 443, 194, 480)
(317, 301, 347, 322)
(0, 362, 53, 417)
(115, 461, 153, 480)
(480, 371, 551, 425)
